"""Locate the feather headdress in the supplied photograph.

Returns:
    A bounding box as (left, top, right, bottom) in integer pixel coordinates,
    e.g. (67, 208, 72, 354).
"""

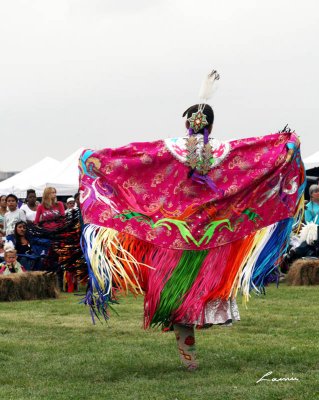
(198, 69, 220, 105)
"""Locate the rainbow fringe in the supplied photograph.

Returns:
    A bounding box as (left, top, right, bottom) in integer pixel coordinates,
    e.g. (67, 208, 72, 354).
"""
(81, 215, 296, 327)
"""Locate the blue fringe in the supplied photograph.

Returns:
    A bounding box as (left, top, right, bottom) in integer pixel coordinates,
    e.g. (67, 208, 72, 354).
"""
(252, 218, 294, 290)
(80, 225, 116, 323)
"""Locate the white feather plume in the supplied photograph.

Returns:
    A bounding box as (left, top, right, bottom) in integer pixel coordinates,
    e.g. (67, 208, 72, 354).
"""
(299, 222, 318, 245)
(198, 70, 220, 102)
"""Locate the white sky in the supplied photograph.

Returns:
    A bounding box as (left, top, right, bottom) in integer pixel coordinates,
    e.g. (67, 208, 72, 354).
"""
(0, 0, 318, 171)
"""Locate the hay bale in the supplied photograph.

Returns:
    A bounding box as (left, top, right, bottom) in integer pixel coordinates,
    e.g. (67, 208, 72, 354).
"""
(0, 272, 59, 301)
(286, 258, 319, 286)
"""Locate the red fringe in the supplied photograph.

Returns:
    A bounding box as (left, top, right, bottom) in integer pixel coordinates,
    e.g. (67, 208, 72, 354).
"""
(172, 234, 255, 325)
(143, 247, 183, 328)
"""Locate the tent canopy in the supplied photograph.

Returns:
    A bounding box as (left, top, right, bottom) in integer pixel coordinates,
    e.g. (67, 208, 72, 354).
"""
(304, 151, 319, 170)
(0, 157, 60, 197)
(0, 149, 84, 198)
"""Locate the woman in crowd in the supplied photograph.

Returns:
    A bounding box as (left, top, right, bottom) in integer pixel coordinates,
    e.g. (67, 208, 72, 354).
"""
(0, 242, 25, 275)
(34, 187, 65, 289)
(3, 194, 26, 241)
(305, 184, 319, 224)
(14, 221, 32, 255)
(34, 187, 65, 229)
(13, 220, 38, 271)
(21, 189, 38, 223)
(0, 195, 7, 233)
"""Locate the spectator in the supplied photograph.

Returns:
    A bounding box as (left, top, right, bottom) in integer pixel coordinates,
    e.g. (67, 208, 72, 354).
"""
(0, 195, 7, 233)
(305, 184, 319, 224)
(3, 194, 26, 241)
(14, 220, 44, 271)
(14, 221, 32, 255)
(34, 187, 65, 229)
(34, 187, 65, 290)
(20, 189, 38, 223)
(65, 197, 76, 212)
(0, 242, 25, 275)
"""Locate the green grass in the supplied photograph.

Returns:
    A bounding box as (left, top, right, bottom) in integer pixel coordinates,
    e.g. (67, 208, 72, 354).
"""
(0, 284, 318, 400)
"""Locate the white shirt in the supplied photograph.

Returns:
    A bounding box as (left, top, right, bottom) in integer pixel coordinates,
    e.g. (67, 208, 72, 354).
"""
(4, 209, 26, 236)
(20, 204, 37, 223)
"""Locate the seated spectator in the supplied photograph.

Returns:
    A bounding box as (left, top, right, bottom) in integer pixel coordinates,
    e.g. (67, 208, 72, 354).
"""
(20, 189, 38, 223)
(13, 220, 50, 271)
(3, 194, 26, 241)
(0, 195, 7, 233)
(305, 184, 319, 224)
(14, 221, 32, 255)
(283, 220, 319, 269)
(0, 242, 25, 275)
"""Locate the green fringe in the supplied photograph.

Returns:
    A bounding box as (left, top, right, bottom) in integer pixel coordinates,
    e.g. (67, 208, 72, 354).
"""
(151, 250, 208, 327)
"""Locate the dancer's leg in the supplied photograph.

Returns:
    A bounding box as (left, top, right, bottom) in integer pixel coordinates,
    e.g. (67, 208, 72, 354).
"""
(173, 323, 198, 371)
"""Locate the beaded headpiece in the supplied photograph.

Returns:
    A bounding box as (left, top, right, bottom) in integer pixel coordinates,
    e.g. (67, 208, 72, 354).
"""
(187, 70, 220, 134)
(184, 70, 220, 176)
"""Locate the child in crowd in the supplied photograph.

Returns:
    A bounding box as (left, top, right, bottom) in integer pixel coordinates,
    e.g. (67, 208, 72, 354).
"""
(0, 242, 25, 275)
(3, 194, 26, 241)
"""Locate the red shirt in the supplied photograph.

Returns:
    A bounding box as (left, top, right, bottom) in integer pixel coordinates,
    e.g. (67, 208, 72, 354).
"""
(34, 202, 65, 230)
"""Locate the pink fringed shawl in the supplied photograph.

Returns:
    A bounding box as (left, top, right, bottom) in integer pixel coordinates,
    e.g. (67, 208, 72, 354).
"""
(79, 131, 304, 251)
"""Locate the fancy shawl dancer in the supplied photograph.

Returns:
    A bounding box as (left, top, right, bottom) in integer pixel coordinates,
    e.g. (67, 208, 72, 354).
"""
(79, 71, 305, 371)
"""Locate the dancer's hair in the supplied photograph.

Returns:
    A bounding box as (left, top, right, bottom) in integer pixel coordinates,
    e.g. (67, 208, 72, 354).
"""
(182, 104, 214, 134)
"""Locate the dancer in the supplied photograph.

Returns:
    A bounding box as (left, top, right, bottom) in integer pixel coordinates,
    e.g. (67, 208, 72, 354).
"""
(79, 71, 305, 370)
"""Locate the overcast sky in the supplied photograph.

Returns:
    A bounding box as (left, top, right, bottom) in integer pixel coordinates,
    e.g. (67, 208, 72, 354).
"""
(0, 0, 318, 171)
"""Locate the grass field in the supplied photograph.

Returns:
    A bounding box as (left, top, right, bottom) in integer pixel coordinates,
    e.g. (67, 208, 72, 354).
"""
(0, 284, 318, 400)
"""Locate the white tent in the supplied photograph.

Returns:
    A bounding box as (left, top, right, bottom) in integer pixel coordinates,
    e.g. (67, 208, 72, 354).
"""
(0, 148, 85, 198)
(304, 152, 319, 170)
(0, 157, 60, 198)
(45, 148, 85, 196)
